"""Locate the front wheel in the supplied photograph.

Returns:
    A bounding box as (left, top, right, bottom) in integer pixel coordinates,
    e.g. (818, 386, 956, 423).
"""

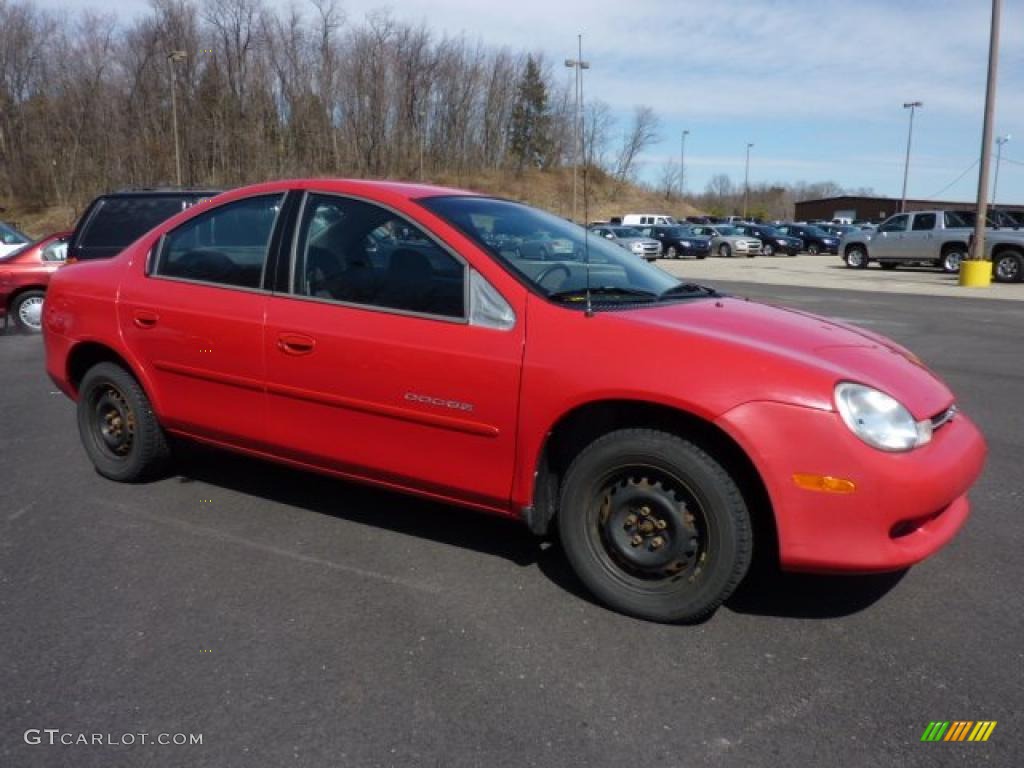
(666, 246, 678, 259)
(762, 243, 775, 257)
(77, 362, 171, 482)
(807, 243, 821, 256)
(11, 289, 46, 333)
(558, 429, 753, 623)
(993, 250, 1023, 283)
(718, 243, 732, 258)
(844, 246, 869, 269)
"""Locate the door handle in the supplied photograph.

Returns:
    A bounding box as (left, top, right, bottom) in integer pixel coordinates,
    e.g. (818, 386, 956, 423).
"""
(277, 333, 316, 355)
(133, 310, 159, 328)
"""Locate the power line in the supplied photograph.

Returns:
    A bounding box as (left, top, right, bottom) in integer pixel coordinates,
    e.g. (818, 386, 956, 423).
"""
(1001, 155, 1024, 166)
(925, 159, 979, 199)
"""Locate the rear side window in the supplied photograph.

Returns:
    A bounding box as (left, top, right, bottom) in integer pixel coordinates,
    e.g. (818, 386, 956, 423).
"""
(153, 195, 283, 289)
(912, 213, 936, 231)
(79, 197, 189, 250)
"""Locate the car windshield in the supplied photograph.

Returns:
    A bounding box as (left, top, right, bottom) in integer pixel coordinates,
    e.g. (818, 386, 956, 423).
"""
(420, 196, 685, 304)
(610, 226, 643, 237)
(0, 240, 35, 261)
(715, 226, 741, 236)
(805, 226, 830, 237)
(665, 227, 696, 237)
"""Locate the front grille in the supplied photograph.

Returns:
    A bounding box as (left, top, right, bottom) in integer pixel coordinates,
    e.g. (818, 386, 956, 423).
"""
(931, 404, 958, 431)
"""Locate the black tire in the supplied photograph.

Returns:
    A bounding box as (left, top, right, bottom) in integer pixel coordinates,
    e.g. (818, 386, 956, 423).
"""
(77, 362, 170, 482)
(557, 429, 753, 623)
(844, 246, 869, 269)
(879, 261, 898, 270)
(993, 250, 1023, 283)
(762, 243, 775, 257)
(940, 246, 965, 274)
(666, 246, 678, 259)
(11, 289, 46, 333)
(807, 243, 821, 256)
(718, 243, 732, 258)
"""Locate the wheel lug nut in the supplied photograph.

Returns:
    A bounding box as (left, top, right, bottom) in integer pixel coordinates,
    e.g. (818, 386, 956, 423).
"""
(639, 506, 651, 517)
(630, 535, 643, 547)
(650, 536, 665, 550)
(655, 519, 667, 530)
(624, 514, 637, 529)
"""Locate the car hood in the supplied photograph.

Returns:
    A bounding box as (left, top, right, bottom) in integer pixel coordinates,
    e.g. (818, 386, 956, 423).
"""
(618, 237, 660, 247)
(617, 296, 953, 418)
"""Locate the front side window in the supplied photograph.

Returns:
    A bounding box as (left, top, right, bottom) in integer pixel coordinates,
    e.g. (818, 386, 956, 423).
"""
(878, 215, 909, 233)
(912, 213, 936, 231)
(293, 194, 466, 319)
(419, 196, 681, 305)
(154, 194, 283, 289)
(41, 237, 69, 262)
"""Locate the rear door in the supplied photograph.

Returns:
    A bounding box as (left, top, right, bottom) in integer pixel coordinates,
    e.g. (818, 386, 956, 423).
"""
(903, 212, 938, 261)
(263, 192, 526, 509)
(118, 193, 285, 445)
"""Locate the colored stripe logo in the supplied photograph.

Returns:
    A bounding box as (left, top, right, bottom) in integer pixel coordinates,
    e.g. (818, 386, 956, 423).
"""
(921, 721, 997, 742)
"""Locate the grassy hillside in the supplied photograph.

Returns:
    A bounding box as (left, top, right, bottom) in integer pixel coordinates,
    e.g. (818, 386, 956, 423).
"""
(1, 168, 704, 239)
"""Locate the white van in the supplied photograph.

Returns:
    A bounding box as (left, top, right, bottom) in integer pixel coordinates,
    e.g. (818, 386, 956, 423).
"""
(622, 213, 677, 227)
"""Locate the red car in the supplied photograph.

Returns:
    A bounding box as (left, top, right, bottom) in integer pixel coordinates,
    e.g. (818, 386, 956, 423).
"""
(42, 180, 986, 623)
(1, 231, 71, 332)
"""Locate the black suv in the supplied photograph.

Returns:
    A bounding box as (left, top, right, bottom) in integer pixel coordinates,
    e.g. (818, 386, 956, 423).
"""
(775, 224, 841, 255)
(68, 189, 222, 262)
(734, 224, 802, 256)
(635, 225, 712, 259)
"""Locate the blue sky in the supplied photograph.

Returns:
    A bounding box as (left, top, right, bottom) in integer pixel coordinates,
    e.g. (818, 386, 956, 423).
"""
(41, 0, 1024, 204)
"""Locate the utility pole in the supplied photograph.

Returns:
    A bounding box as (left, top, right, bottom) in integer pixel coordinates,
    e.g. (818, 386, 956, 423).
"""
(961, 0, 1002, 288)
(900, 101, 923, 212)
(564, 35, 590, 224)
(743, 142, 754, 219)
(992, 134, 1010, 207)
(680, 129, 689, 198)
(167, 50, 187, 187)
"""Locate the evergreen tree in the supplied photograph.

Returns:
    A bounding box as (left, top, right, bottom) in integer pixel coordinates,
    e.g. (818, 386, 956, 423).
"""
(508, 56, 551, 171)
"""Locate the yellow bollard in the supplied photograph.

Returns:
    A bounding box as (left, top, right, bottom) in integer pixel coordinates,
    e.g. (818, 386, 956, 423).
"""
(958, 259, 992, 288)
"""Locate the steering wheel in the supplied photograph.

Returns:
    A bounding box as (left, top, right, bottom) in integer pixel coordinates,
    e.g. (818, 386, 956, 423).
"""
(535, 263, 571, 288)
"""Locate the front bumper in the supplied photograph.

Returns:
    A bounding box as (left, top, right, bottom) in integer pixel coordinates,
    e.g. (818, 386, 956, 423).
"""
(716, 400, 986, 573)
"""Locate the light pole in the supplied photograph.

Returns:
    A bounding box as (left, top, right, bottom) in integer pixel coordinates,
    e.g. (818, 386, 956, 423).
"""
(961, 0, 1002, 288)
(992, 134, 1011, 207)
(167, 50, 187, 187)
(419, 108, 426, 181)
(743, 142, 754, 219)
(900, 100, 923, 212)
(680, 129, 689, 198)
(564, 35, 590, 224)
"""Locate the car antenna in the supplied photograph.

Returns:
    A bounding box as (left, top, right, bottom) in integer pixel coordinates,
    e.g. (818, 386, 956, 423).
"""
(583, 164, 593, 317)
(577, 36, 593, 318)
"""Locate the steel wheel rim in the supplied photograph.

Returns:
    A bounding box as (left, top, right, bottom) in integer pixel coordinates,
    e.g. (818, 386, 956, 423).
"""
(88, 383, 136, 459)
(18, 296, 44, 330)
(996, 257, 1018, 280)
(848, 250, 866, 267)
(590, 465, 709, 585)
(946, 252, 963, 271)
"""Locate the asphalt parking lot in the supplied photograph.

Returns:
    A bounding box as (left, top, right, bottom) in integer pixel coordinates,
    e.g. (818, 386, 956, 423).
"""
(1, 282, 1022, 768)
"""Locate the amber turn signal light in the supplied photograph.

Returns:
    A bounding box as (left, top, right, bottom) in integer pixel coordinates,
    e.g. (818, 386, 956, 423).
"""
(792, 474, 857, 494)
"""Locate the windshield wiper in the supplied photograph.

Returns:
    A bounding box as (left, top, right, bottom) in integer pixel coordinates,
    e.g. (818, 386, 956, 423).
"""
(548, 286, 659, 303)
(659, 282, 719, 299)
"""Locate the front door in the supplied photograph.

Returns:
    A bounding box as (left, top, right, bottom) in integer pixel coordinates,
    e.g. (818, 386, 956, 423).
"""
(872, 214, 909, 260)
(263, 192, 526, 509)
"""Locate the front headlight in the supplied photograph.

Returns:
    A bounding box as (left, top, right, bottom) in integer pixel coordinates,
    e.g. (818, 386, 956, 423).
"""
(776, 239, 787, 245)
(834, 382, 932, 452)
(680, 240, 691, 247)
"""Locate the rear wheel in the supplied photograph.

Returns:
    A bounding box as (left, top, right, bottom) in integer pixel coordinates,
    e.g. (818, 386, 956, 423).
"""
(807, 243, 821, 255)
(666, 246, 678, 259)
(718, 243, 732, 258)
(558, 429, 752, 623)
(993, 250, 1023, 283)
(844, 246, 869, 269)
(941, 246, 965, 274)
(77, 362, 170, 482)
(762, 243, 775, 257)
(11, 289, 45, 333)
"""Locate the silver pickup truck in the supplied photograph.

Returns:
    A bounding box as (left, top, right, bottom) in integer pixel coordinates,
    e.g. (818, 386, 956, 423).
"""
(840, 210, 1024, 282)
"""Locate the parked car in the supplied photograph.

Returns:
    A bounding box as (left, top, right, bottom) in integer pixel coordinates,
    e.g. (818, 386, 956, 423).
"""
(0, 231, 71, 332)
(67, 188, 222, 262)
(841, 210, 1024, 281)
(44, 179, 986, 623)
(688, 224, 763, 258)
(820, 224, 859, 239)
(775, 224, 840, 255)
(734, 224, 802, 256)
(0, 221, 31, 258)
(634, 224, 712, 259)
(621, 213, 677, 227)
(589, 225, 662, 261)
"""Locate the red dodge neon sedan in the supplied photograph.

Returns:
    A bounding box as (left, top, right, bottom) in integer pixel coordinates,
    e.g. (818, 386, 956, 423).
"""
(42, 180, 986, 622)
(1, 231, 71, 332)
